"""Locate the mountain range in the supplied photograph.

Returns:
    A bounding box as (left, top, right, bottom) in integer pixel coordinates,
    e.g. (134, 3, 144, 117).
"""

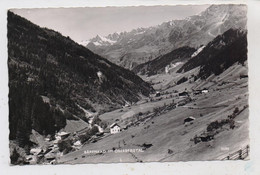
(8, 4, 248, 165)
(133, 28, 247, 80)
(83, 4, 247, 70)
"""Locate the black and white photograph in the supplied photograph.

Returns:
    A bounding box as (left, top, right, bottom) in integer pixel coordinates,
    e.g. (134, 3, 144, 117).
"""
(7, 4, 250, 166)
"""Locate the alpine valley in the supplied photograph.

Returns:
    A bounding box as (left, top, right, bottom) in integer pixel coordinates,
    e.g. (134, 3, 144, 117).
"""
(8, 4, 249, 165)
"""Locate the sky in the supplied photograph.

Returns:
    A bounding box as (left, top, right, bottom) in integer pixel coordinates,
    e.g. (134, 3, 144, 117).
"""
(11, 5, 210, 43)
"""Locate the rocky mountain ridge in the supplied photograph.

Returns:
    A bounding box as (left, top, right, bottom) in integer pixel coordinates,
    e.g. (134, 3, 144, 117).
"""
(83, 4, 247, 70)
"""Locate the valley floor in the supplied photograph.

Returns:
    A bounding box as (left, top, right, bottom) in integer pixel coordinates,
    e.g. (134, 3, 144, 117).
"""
(57, 71, 249, 164)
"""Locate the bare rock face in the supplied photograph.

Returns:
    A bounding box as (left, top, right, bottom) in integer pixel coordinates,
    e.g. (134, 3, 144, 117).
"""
(83, 4, 247, 70)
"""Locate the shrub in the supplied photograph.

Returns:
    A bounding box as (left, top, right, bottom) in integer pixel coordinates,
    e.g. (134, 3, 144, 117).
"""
(89, 126, 99, 135)
(92, 115, 102, 125)
(64, 110, 78, 120)
(229, 119, 235, 129)
(58, 139, 73, 154)
(207, 121, 220, 132)
(233, 107, 239, 114)
(168, 149, 173, 154)
(193, 135, 201, 144)
(207, 119, 230, 132)
(79, 134, 91, 144)
(10, 148, 20, 165)
(99, 121, 108, 129)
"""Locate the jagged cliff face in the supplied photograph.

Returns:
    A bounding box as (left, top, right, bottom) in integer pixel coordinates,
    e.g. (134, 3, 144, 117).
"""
(83, 4, 247, 70)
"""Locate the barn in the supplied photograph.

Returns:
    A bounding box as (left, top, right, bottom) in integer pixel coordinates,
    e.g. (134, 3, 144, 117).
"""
(179, 91, 189, 97)
(183, 116, 195, 124)
(155, 91, 161, 97)
(110, 123, 121, 134)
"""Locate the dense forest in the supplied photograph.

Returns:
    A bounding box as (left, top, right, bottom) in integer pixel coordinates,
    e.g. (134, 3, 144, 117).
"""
(177, 28, 247, 79)
(8, 11, 153, 150)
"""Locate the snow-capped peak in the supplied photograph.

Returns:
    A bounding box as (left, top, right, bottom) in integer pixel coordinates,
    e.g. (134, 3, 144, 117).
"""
(78, 40, 90, 46)
(80, 34, 119, 47)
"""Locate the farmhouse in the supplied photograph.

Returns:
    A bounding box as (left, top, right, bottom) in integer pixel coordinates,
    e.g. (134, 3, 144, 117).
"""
(155, 91, 161, 97)
(183, 116, 195, 124)
(193, 90, 202, 95)
(56, 131, 70, 140)
(72, 140, 82, 150)
(30, 148, 42, 155)
(179, 91, 189, 97)
(202, 89, 209, 93)
(110, 123, 121, 134)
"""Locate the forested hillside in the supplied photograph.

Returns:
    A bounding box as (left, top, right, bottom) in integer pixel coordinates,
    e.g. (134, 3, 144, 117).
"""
(177, 28, 247, 79)
(133, 46, 196, 76)
(8, 11, 153, 149)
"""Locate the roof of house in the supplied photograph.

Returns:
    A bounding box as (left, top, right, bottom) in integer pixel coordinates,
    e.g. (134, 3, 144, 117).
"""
(57, 131, 69, 136)
(110, 123, 120, 128)
(73, 140, 81, 146)
(30, 148, 42, 155)
(185, 116, 195, 120)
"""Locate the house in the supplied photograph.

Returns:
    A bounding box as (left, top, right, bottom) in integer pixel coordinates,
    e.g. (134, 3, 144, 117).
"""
(94, 124, 104, 133)
(44, 152, 56, 161)
(179, 91, 189, 97)
(183, 116, 195, 124)
(56, 131, 70, 140)
(202, 90, 209, 93)
(193, 90, 202, 95)
(202, 88, 209, 93)
(155, 91, 161, 97)
(72, 140, 82, 150)
(30, 148, 42, 155)
(110, 123, 121, 134)
(240, 74, 248, 79)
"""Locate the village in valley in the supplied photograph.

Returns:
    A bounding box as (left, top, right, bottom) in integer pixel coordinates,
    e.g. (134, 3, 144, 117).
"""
(8, 4, 249, 165)
(22, 62, 249, 164)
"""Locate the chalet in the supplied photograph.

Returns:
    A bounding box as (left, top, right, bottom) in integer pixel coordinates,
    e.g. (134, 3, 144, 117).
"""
(57, 131, 70, 140)
(193, 90, 202, 95)
(44, 152, 56, 161)
(123, 125, 129, 130)
(94, 124, 104, 133)
(183, 116, 195, 124)
(30, 148, 42, 155)
(155, 91, 161, 97)
(179, 91, 189, 97)
(26, 155, 37, 164)
(202, 89, 209, 93)
(110, 123, 121, 134)
(240, 74, 248, 79)
(193, 88, 208, 95)
(124, 103, 130, 108)
(72, 140, 82, 150)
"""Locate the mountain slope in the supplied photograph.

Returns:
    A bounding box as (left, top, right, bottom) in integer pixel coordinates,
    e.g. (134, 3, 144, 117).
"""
(84, 4, 247, 70)
(177, 28, 247, 79)
(8, 11, 153, 149)
(133, 46, 196, 76)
